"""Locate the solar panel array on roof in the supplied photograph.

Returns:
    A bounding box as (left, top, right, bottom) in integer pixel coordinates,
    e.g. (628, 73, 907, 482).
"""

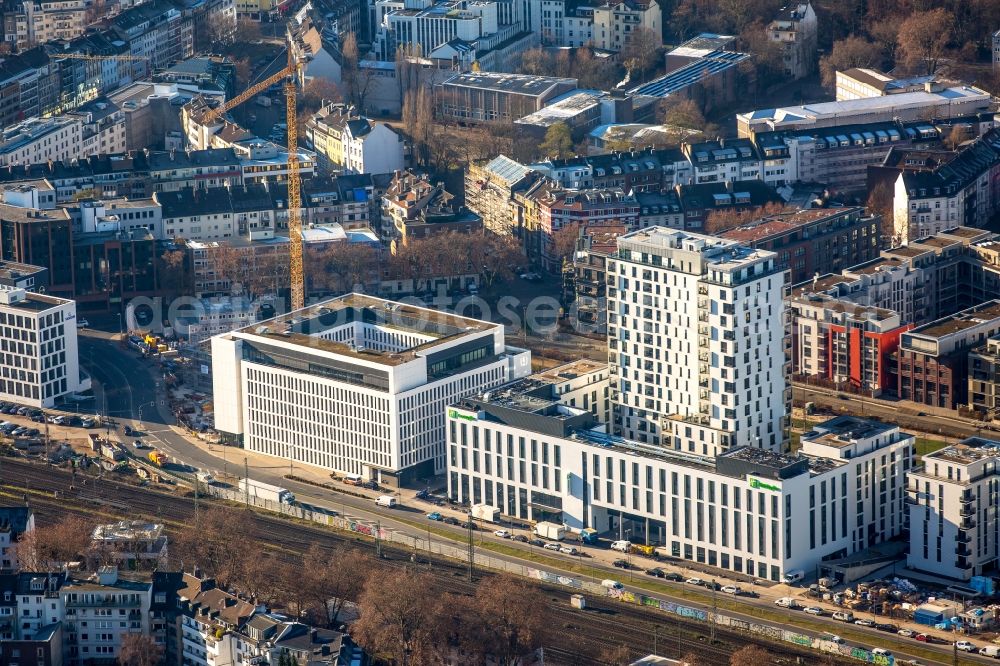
(486, 155, 533, 184)
(628, 50, 749, 98)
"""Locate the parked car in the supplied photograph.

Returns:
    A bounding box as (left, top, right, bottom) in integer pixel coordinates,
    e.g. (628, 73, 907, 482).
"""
(123, 425, 134, 436)
(442, 516, 460, 525)
(914, 633, 930, 642)
(854, 619, 875, 627)
(721, 585, 741, 595)
(645, 567, 665, 578)
(543, 542, 560, 551)
(875, 623, 898, 633)
(30, 413, 44, 422)
(612, 559, 630, 568)
(25, 428, 38, 437)
(80, 418, 95, 428)
(528, 538, 545, 547)
(426, 512, 442, 521)
(685, 577, 704, 586)
(664, 572, 684, 582)
(897, 629, 916, 638)
(460, 521, 478, 530)
(955, 641, 977, 653)
(804, 607, 824, 616)
(68, 416, 82, 427)
(558, 545, 578, 555)
(494, 529, 512, 538)
(512, 535, 529, 543)
(16, 407, 29, 415)
(833, 611, 854, 622)
(872, 649, 892, 658)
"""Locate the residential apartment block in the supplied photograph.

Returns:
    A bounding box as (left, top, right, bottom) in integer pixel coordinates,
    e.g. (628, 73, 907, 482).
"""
(589, 0, 660, 52)
(766, 2, 817, 80)
(896, 300, 1000, 409)
(0, 117, 82, 167)
(212, 294, 531, 484)
(305, 104, 405, 175)
(788, 227, 1000, 390)
(719, 207, 880, 285)
(0, 507, 33, 571)
(908, 437, 1000, 580)
(892, 128, 1000, 242)
(607, 228, 787, 454)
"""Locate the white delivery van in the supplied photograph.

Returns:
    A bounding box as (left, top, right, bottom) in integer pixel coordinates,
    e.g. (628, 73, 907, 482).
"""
(774, 597, 798, 608)
(601, 579, 624, 591)
(782, 569, 805, 584)
(980, 645, 1000, 658)
(610, 540, 632, 553)
(375, 495, 398, 508)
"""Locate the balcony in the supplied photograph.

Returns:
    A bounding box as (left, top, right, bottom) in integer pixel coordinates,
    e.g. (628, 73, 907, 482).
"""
(961, 516, 977, 530)
(956, 544, 972, 557)
(960, 492, 975, 505)
(956, 532, 972, 544)
(960, 505, 976, 517)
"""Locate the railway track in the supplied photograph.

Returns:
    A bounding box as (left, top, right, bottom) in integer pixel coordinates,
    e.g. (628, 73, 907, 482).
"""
(1, 457, 850, 665)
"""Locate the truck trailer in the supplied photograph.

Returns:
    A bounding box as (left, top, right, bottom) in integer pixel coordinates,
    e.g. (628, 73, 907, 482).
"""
(239, 478, 295, 505)
(533, 521, 566, 541)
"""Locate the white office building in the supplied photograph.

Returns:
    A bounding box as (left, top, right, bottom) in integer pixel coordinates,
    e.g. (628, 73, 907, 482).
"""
(907, 437, 1000, 580)
(0, 288, 88, 408)
(447, 377, 912, 581)
(212, 293, 531, 484)
(608, 228, 788, 454)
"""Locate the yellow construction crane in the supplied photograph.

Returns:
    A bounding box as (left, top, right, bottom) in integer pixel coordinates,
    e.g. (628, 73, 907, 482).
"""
(201, 47, 305, 309)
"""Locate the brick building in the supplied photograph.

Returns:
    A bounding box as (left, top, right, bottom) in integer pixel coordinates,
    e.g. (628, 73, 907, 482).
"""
(896, 300, 1000, 409)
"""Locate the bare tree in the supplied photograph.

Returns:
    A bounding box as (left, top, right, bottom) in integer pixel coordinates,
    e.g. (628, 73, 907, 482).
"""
(118, 634, 163, 666)
(299, 78, 342, 114)
(620, 27, 661, 77)
(729, 645, 774, 666)
(16, 516, 95, 571)
(469, 574, 547, 666)
(233, 18, 262, 44)
(299, 544, 371, 626)
(819, 36, 884, 88)
(598, 645, 632, 666)
(341, 33, 360, 105)
(157, 249, 190, 298)
(896, 9, 953, 75)
(173, 507, 261, 590)
(353, 568, 444, 666)
(866, 180, 897, 247)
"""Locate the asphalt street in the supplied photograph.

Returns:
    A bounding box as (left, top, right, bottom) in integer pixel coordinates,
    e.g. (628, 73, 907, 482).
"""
(73, 332, 992, 665)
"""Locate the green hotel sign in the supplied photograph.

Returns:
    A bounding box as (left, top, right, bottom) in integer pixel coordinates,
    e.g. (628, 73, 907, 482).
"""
(749, 477, 780, 492)
(448, 408, 477, 422)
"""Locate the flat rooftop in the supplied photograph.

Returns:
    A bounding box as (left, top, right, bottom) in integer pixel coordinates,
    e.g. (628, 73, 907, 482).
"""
(925, 437, 1000, 465)
(739, 86, 992, 126)
(441, 73, 576, 96)
(231, 293, 498, 366)
(619, 227, 776, 270)
(910, 300, 1000, 340)
(803, 415, 898, 449)
(533, 359, 606, 383)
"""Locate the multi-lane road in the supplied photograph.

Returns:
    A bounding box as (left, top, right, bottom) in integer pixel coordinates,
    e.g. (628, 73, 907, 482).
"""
(73, 333, 989, 665)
